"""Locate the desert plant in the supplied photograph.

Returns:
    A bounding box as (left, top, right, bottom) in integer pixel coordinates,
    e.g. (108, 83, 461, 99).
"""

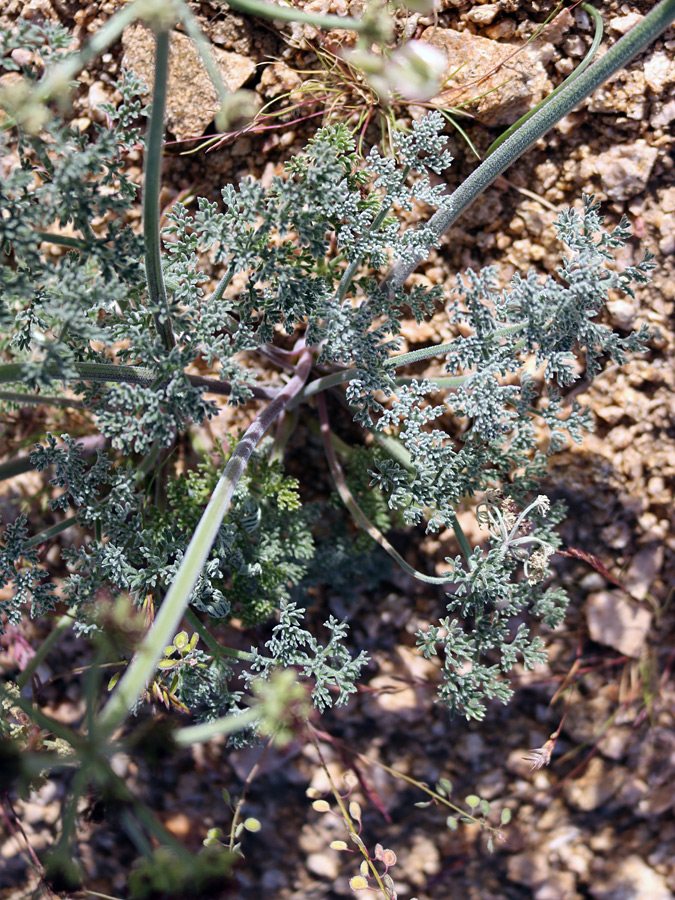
(0, 0, 673, 888)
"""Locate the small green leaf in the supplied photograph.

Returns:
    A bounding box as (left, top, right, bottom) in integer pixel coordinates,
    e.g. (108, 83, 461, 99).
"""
(446, 816, 458, 830)
(243, 817, 261, 833)
(437, 777, 453, 797)
(157, 659, 177, 669)
(479, 799, 491, 816)
(500, 808, 512, 825)
(466, 794, 480, 809)
(487, 836, 494, 853)
(173, 631, 188, 651)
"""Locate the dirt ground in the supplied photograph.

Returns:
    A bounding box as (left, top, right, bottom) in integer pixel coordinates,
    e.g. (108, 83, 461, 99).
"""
(1, 0, 674, 898)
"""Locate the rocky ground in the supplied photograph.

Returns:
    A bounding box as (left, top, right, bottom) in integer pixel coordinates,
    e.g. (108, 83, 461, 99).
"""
(1, 0, 674, 898)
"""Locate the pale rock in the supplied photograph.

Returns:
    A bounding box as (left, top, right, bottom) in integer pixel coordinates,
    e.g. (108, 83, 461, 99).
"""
(592, 141, 658, 201)
(259, 62, 303, 98)
(644, 50, 675, 92)
(606, 295, 640, 330)
(507, 850, 551, 887)
(658, 214, 675, 255)
(563, 757, 623, 812)
(608, 13, 643, 35)
(466, 4, 499, 25)
(87, 82, 110, 123)
(534, 870, 579, 900)
(652, 98, 675, 127)
(590, 855, 674, 900)
(306, 851, 341, 880)
(420, 27, 553, 125)
(121, 24, 256, 141)
(586, 591, 652, 657)
(623, 543, 663, 600)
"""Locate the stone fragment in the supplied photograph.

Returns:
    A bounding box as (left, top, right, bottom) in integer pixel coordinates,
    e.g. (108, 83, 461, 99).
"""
(590, 855, 674, 900)
(420, 27, 553, 125)
(507, 850, 551, 887)
(563, 757, 623, 812)
(591, 141, 658, 201)
(466, 4, 499, 25)
(121, 24, 256, 140)
(644, 49, 675, 92)
(534, 871, 579, 900)
(585, 592, 652, 658)
(623, 543, 663, 600)
(306, 851, 340, 880)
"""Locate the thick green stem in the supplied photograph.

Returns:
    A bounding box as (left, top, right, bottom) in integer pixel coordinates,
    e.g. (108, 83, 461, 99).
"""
(485, 2, 604, 157)
(0, 362, 279, 400)
(144, 29, 175, 350)
(219, 0, 378, 35)
(386, 0, 675, 288)
(183, 608, 255, 662)
(97, 349, 313, 736)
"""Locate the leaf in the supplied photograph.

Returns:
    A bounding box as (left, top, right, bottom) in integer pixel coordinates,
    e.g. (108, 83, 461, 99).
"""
(349, 800, 362, 822)
(312, 799, 331, 813)
(465, 794, 480, 809)
(436, 777, 453, 796)
(330, 840, 349, 851)
(243, 817, 261, 832)
(349, 875, 368, 891)
(500, 808, 512, 825)
(173, 631, 188, 650)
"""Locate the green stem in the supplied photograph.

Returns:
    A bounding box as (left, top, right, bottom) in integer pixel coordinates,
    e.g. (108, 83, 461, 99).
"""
(486, 3, 604, 157)
(183, 608, 255, 662)
(97, 349, 313, 736)
(0, 362, 279, 400)
(33, 231, 90, 251)
(386, 0, 675, 288)
(0, 389, 87, 409)
(173, 705, 260, 746)
(144, 29, 175, 351)
(220, 0, 378, 35)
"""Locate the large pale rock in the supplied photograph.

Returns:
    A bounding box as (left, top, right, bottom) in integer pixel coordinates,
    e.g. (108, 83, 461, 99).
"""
(590, 141, 658, 201)
(420, 27, 553, 125)
(590, 855, 673, 900)
(121, 24, 256, 140)
(586, 591, 652, 658)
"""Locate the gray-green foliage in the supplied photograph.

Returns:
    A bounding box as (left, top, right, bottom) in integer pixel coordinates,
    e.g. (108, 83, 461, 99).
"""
(0, 20, 655, 723)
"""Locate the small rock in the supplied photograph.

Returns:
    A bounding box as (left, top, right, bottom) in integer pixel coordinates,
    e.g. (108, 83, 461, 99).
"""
(592, 141, 658, 201)
(590, 855, 674, 900)
(121, 24, 256, 140)
(563, 757, 623, 812)
(420, 27, 553, 125)
(466, 4, 499, 25)
(608, 13, 643, 35)
(586, 591, 652, 657)
(507, 850, 551, 887)
(623, 543, 663, 600)
(643, 49, 675, 93)
(307, 851, 341, 880)
(534, 870, 579, 900)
